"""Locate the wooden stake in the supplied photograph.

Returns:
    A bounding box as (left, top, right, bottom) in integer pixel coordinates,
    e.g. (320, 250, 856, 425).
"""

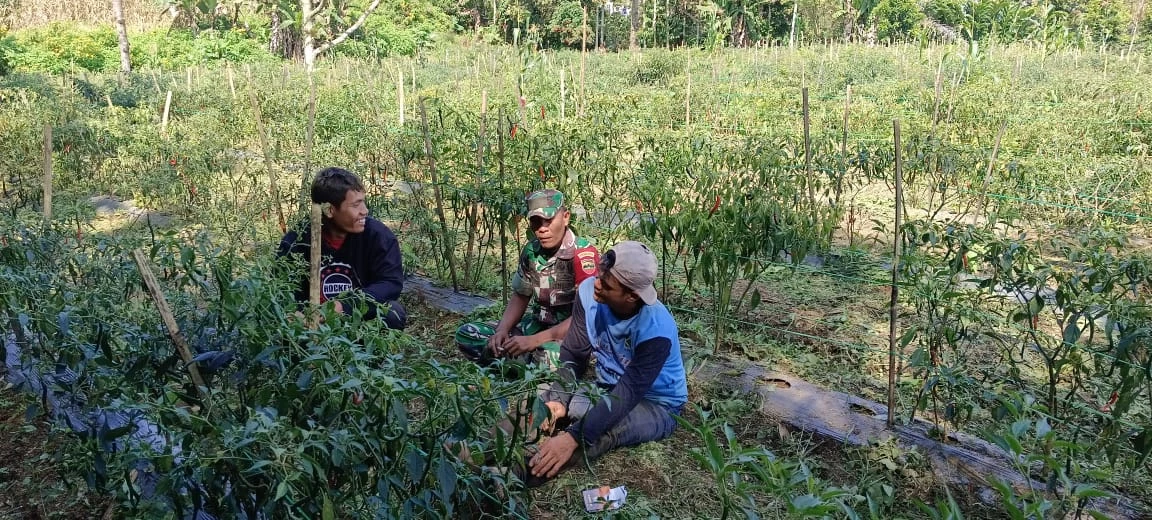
(246, 73, 286, 234)
(161, 90, 173, 135)
(398, 71, 405, 126)
(685, 54, 692, 127)
(498, 109, 509, 305)
(802, 87, 814, 205)
(888, 119, 903, 428)
(303, 73, 318, 204)
(930, 57, 944, 137)
(980, 120, 1008, 223)
(132, 249, 207, 392)
(465, 91, 488, 288)
(418, 98, 459, 291)
(839, 84, 851, 204)
(227, 64, 236, 100)
(309, 203, 323, 329)
(580, 6, 588, 118)
(41, 124, 53, 225)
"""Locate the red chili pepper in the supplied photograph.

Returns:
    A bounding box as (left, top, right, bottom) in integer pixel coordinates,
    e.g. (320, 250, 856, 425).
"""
(708, 196, 721, 216)
(1100, 391, 1119, 412)
(169, 158, 177, 167)
(352, 392, 364, 405)
(540, 106, 546, 119)
(510, 123, 518, 139)
(961, 254, 969, 270)
(634, 200, 643, 213)
(1031, 315, 1039, 329)
(76, 227, 82, 241)
(538, 165, 545, 181)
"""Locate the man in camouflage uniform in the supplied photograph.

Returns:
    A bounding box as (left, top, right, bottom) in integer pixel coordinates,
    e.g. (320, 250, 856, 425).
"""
(457, 189, 599, 369)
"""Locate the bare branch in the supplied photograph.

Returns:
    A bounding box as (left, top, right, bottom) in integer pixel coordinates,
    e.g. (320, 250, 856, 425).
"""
(313, 0, 384, 57)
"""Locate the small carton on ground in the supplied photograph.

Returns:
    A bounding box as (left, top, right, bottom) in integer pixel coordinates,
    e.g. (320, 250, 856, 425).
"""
(582, 484, 627, 512)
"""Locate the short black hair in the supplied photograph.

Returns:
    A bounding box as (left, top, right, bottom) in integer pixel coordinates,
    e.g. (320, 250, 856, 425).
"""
(311, 167, 365, 207)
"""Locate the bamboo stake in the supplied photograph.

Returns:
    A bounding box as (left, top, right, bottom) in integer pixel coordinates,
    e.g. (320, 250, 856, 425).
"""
(980, 120, 1008, 224)
(465, 91, 488, 288)
(685, 54, 692, 126)
(839, 84, 851, 205)
(560, 68, 566, 119)
(246, 74, 286, 234)
(802, 87, 814, 205)
(132, 249, 206, 392)
(888, 119, 903, 428)
(161, 90, 173, 135)
(41, 124, 52, 225)
(309, 203, 323, 329)
(418, 98, 459, 292)
(579, 7, 588, 118)
(227, 64, 236, 100)
(498, 109, 509, 305)
(303, 73, 318, 205)
(930, 57, 944, 137)
(398, 71, 405, 126)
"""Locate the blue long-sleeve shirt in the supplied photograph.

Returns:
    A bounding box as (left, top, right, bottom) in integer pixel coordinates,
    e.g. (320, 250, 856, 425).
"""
(546, 278, 687, 447)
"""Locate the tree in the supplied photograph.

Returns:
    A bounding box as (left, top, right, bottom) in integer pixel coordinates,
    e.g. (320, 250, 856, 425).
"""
(112, 0, 132, 73)
(265, 0, 384, 70)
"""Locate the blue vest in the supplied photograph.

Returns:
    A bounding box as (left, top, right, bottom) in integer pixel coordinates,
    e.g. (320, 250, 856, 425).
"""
(578, 278, 688, 409)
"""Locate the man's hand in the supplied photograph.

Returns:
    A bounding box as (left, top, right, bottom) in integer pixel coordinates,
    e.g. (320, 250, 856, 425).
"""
(487, 329, 510, 356)
(332, 300, 344, 314)
(502, 333, 545, 357)
(529, 431, 578, 478)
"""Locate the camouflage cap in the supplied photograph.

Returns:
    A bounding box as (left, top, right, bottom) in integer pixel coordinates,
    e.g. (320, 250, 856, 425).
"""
(525, 189, 565, 219)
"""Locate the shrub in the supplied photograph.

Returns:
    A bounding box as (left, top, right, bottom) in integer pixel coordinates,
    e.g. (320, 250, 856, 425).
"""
(871, 0, 925, 41)
(547, 1, 586, 48)
(631, 50, 683, 85)
(9, 22, 119, 73)
(0, 31, 16, 76)
(131, 28, 276, 69)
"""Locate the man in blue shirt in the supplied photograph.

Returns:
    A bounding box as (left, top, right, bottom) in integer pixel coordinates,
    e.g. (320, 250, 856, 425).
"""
(526, 240, 687, 485)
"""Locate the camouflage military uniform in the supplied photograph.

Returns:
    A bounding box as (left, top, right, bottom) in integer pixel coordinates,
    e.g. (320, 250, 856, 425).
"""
(456, 189, 599, 370)
(512, 228, 598, 329)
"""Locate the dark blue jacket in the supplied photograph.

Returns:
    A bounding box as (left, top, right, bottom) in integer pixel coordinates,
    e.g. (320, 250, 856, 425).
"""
(277, 218, 404, 321)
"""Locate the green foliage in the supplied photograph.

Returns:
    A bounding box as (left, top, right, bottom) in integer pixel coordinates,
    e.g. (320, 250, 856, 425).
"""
(631, 50, 683, 85)
(545, 0, 584, 48)
(677, 405, 858, 519)
(9, 22, 119, 73)
(131, 28, 276, 69)
(870, 0, 924, 40)
(0, 30, 15, 76)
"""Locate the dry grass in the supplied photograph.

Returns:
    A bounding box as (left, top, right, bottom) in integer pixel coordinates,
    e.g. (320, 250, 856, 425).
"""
(4, 0, 166, 30)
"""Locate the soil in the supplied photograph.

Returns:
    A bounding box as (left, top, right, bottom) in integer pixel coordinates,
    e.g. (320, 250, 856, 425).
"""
(0, 394, 111, 520)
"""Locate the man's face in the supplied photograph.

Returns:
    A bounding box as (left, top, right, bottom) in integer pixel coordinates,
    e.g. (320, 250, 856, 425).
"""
(528, 209, 570, 250)
(327, 190, 368, 235)
(593, 268, 634, 307)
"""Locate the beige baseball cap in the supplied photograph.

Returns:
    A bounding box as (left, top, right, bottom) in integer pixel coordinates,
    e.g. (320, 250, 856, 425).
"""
(603, 241, 658, 305)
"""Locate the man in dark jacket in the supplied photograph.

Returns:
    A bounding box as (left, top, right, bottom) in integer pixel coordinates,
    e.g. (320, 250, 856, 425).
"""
(277, 167, 407, 329)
